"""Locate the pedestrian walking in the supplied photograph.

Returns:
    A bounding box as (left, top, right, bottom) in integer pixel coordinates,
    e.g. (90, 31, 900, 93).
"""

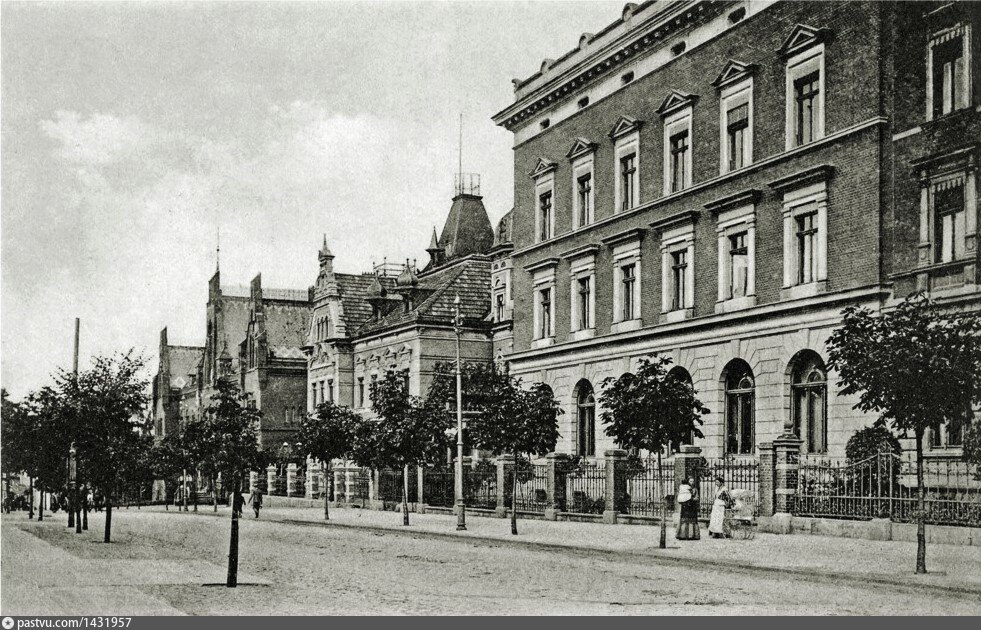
(675, 476, 700, 540)
(248, 488, 263, 519)
(708, 475, 733, 539)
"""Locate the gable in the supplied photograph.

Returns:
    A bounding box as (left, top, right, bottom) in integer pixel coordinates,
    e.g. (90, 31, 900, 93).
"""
(656, 90, 699, 117)
(608, 115, 643, 140)
(566, 137, 597, 160)
(777, 24, 829, 58)
(711, 59, 757, 89)
(529, 157, 558, 179)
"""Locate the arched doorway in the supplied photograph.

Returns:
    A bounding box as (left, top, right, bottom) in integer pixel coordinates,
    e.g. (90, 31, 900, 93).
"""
(574, 380, 596, 457)
(790, 351, 828, 453)
(723, 360, 755, 455)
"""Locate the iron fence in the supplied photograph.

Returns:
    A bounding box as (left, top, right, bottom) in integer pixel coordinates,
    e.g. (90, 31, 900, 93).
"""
(351, 469, 371, 504)
(626, 458, 675, 517)
(698, 457, 760, 518)
(464, 465, 497, 510)
(422, 468, 454, 508)
(564, 460, 607, 515)
(378, 468, 418, 506)
(269, 474, 288, 497)
(795, 453, 981, 527)
(511, 463, 548, 513)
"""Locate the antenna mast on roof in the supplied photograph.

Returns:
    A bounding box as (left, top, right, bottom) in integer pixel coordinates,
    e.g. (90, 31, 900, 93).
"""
(216, 226, 220, 272)
(458, 111, 463, 179)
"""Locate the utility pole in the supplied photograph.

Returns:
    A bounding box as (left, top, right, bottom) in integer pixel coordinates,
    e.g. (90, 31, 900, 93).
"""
(453, 294, 466, 531)
(73, 318, 82, 534)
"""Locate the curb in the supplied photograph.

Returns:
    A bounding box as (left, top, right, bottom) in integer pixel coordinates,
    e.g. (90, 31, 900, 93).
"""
(165, 508, 981, 600)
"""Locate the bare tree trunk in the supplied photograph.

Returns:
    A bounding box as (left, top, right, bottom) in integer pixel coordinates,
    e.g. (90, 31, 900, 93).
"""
(212, 476, 218, 512)
(915, 430, 927, 574)
(182, 469, 188, 511)
(104, 493, 113, 543)
(82, 483, 88, 530)
(28, 477, 34, 520)
(38, 490, 44, 521)
(402, 464, 410, 526)
(67, 487, 75, 528)
(511, 453, 519, 535)
(658, 451, 666, 549)
(227, 478, 241, 588)
(192, 472, 198, 512)
(323, 461, 330, 521)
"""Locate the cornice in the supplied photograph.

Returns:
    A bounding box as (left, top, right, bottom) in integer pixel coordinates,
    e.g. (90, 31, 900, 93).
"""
(650, 209, 699, 232)
(601, 227, 646, 247)
(492, 1, 725, 131)
(705, 188, 762, 215)
(523, 257, 560, 273)
(566, 138, 598, 160)
(559, 244, 600, 261)
(767, 164, 835, 194)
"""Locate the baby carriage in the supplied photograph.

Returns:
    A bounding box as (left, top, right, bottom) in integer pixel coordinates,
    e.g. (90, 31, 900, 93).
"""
(727, 489, 756, 539)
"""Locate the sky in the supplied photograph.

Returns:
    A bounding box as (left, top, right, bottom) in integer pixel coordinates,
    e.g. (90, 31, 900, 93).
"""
(1, 0, 623, 398)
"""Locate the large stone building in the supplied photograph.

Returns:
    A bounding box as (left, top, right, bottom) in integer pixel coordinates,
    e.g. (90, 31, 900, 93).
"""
(152, 268, 311, 449)
(305, 180, 497, 414)
(491, 0, 979, 459)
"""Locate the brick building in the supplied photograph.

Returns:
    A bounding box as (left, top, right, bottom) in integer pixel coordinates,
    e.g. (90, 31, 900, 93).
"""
(491, 0, 979, 459)
(152, 268, 312, 449)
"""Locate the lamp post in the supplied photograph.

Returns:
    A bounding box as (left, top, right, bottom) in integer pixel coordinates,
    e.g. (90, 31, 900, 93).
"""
(68, 443, 77, 530)
(453, 294, 466, 531)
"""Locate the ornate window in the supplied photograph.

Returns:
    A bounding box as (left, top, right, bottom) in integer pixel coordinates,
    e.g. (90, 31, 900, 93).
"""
(575, 380, 596, 457)
(927, 24, 972, 120)
(724, 360, 755, 455)
(783, 36, 825, 150)
(791, 352, 827, 454)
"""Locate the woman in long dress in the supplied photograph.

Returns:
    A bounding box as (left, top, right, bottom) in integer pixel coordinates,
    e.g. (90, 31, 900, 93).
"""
(676, 476, 700, 540)
(708, 475, 732, 538)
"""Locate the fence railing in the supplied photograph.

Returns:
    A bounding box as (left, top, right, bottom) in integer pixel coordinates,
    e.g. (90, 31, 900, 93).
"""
(795, 453, 981, 527)
(511, 463, 548, 513)
(698, 457, 760, 518)
(626, 458, 675, 517)
(422, 468, 454, 508)
(378, 468, 418, 506)
(464, 466, 498, 510)
(564, 460, 607, 515)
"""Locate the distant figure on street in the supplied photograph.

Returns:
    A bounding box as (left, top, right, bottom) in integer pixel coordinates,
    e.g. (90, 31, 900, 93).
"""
(233, 492, 245, 518)
(675, 476, 700, 540)
(708, 475, 733, 539)
(248, 488, 263, 518)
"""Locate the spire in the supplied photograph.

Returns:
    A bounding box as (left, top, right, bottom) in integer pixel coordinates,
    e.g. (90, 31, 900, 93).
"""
(396, 258, 419, 288)
(215, 226, 221, 273)
(318, 234, 334, 262)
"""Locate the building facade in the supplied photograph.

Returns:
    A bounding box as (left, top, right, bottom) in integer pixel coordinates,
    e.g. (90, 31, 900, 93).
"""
(492, 0, 980, 459)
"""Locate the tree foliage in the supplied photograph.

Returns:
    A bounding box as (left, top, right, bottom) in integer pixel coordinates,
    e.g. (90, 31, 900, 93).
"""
(845, 424, 902, 463)
(598, 354, 709, 455)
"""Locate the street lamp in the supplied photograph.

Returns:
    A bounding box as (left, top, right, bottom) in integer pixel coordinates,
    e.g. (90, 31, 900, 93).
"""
(68, 443, 77, 531)
(453, 294, 466, 531)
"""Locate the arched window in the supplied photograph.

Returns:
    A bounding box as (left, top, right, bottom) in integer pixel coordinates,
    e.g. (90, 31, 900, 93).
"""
(724, 360, 755, 455)
(575, 380, 596, 457)
(668, 366, 695, 453)
(791, 351, 827, 453)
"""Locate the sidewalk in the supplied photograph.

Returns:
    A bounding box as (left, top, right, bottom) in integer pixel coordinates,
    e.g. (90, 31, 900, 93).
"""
(174, 503, 981, 597)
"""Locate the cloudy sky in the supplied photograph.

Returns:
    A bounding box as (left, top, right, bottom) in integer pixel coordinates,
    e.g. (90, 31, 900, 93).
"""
(1, 1, 622, 397)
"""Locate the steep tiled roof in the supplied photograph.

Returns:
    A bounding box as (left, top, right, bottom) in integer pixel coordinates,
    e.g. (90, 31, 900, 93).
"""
(168, 345, 203, 388)
(262, 300, 310, 348)
(438, 195, 494, 260)
(357, 257, 491, 335)
(336, 273, 396, 332)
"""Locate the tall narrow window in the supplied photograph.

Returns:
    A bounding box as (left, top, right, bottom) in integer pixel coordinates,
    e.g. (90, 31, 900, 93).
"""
(576, 277, 591, 330)
(724, 361, 755, 455)
(576, 381, 596, 457)
(933, 36, 965, 118)
(357, 377, 365, 407)
(620, 154, 636, 210)
(538, 192, 553, 241)
(577, 174, 592, 227)
(538, 287, 553, 338)
(794, 71, 820, 146)
(934, 184, 966, 263)
(327, 379, 334, 403)
(792, 353, 827, 454)
(726, 103, 749, 171)
(620, 263, 636, 321)
(671, 250, 688, 311)
(494, 292, 505, 321)
(669, 131, 689, 193)
(728, 232, 749, 298)
(796, 212, 818, 284)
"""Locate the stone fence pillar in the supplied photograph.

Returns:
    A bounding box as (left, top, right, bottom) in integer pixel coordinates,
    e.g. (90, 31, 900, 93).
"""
(496, 455, 514, 518)
(249, 471, 258, 494)
(266, 465, 276, 495)
(774, 434, 802, 515)
(305, 457, 315, 499)
(758, 442, 776, 517)
(286, 463, 298, 497)
(545, 452, 569, 520)
(673, 445, 703, 497)
(333, 469, 343, 504)
(603, 449, 628, 524)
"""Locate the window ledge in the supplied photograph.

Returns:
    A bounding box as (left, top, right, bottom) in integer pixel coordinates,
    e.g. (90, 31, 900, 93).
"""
(923, 448, 964, 458)
(780, 281, 827, 301)
(531, 337, 555, 349)
(660, 308, 693, 324)
(715, 295, 757, 314)
(570, 328, 596, 342)
(611, 319, 642, 334)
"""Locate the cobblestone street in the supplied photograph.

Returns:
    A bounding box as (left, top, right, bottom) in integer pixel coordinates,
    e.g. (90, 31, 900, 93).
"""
(3, 509, 979, 615)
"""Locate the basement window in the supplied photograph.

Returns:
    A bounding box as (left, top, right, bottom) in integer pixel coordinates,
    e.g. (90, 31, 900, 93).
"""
(729, 8, 746, 24)
(671, 41, 686, 56)
(578, 96, 590, 109)
(540, 118, 551, 130)
(621, 71, 635, 84)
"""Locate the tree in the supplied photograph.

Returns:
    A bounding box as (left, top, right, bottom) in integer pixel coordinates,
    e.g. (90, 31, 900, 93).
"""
(58, 352, 151, 543)
(463, 363, 562, 535)
(1, 390, 30, 513)
(200, 377, 266, 587)
(963, 423, 981, 482)
(366, 370, 450, 526)
(295, 401, 360, 520)
(826, 293, 981, 574)
(599, 354, 710, 549)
